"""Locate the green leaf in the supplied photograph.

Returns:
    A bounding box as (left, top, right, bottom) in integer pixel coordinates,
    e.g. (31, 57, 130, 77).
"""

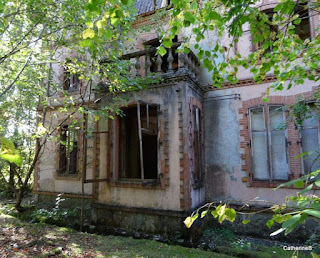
(211, 210, 218, 218)
(299, 183, 313, 194)
(83, 29, 95, 39)
(315, 180, 320, 187)
(201, 210, 208, 218)
(294, 180, 305, 188)
(293, 18, 301, 25)
(111, 17, 120, 27)
(184, 11, 196, 23)
(80, 39, 92, 48)
(266, 219, 274, 229)
(0, 138, 23, 167)
(303, 209, 320, 219)
(242, 220, 250, 225)
(183, 213, 199, 228)
(121, 0, 129, 4)
(224, 208, 236, 222)
(162, 38, 173, 48)
(157, 46, 167, 56)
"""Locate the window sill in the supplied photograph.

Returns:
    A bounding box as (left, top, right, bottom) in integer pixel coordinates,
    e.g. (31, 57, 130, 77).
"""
(54, 172, 81, 181)
(109, 179, 164, 189)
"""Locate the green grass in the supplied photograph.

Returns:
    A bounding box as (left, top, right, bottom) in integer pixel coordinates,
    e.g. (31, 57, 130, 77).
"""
(1, 205, 317, 258)
(0, 213, 230, 257)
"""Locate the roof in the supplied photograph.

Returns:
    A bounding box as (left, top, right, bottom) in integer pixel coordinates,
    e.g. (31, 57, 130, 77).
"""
(135, 0, 163, 15)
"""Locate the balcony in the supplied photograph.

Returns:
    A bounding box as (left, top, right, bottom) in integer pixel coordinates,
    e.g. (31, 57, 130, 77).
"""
(121, 42, 201, 80)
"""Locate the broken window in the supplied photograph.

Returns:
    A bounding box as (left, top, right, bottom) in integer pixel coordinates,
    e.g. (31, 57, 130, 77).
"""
(119, 101, 159, 180)
(249, 105, 289, 180)
(59, 125, 79, 175)
(300, 105, 320, 174)
(193, 106, 203, 182)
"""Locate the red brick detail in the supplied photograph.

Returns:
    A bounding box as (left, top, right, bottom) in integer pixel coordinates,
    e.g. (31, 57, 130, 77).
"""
(107, 102, 169, 190)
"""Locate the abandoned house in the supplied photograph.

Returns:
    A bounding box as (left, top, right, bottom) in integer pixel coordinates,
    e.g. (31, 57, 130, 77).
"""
(34, 0, 320, 234)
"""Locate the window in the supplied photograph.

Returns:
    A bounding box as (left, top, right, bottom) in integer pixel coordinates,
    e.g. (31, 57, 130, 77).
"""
(294, 2, 311, 40)
(259, 9, 278, 53)
(63, 69, 81, 91)
(59, 125, 79, 175)
(119, 101, 159, 180)
(193, 106, 203, 183)
(249, 105, 289, 180)
(300, 105, 320, 173)
(252, 9, 278, 53)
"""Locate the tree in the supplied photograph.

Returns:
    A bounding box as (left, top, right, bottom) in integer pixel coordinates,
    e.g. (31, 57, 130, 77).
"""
(0, 0, 153, 210)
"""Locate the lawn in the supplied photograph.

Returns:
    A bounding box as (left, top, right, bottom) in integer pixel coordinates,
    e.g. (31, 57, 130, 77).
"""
(0, 205, 317, 257)
(0, 213, 230, 257)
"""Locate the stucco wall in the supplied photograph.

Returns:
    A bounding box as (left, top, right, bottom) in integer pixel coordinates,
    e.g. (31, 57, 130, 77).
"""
(204, 80, 320, 205)
(35, 110, 93, 195)
(96, 81, 190, 211)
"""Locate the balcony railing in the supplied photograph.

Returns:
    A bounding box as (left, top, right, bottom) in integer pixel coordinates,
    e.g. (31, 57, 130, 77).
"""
(121, 42, 200, 80)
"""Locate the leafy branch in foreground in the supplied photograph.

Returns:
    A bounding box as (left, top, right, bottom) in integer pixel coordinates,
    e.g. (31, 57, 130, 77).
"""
(185, 170, 320, 237)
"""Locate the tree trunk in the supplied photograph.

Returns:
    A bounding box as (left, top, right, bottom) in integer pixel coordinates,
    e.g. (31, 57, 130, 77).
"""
(9, 163, 15, 196)
(15, 187, 25, 211)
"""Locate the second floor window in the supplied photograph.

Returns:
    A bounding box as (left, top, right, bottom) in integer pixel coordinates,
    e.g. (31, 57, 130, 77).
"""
(63, 69, 81, 91)
(249, 105, 289, 181)
(294, 2, 311, 40)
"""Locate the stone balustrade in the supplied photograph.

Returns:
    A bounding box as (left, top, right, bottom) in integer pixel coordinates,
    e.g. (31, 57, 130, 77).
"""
(121, 42, 200, 79)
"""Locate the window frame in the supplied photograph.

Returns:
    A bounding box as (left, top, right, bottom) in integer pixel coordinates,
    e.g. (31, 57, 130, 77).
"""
(192, 105, 204, 185)
(298, 102, 320, 175)
(58, 124, 80, 176)
(248, 104, 290, 181)
(293, 2, 312, 41)
(63, 68, 81, 92)
(117, 100, 160, 183)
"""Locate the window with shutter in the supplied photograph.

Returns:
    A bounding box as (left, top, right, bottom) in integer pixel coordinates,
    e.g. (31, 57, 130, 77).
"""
(249, 105, 289, 181)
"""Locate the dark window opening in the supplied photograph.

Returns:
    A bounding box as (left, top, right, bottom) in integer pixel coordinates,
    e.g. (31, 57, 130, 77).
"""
(294, 3, 311, 40)
(193, 106, 203, 182)
(59, 125, 79, 175)
(144, 36, 178, 73)
(63, 70, 81, 91)
(254, 9, 278, 53)
(119, 102, 159, 180)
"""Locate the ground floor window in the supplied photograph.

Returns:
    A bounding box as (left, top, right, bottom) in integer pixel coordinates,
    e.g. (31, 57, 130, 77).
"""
(300, 104, 320, 174)
(119, 101, 159, 180)
(193, 105, 203, 182)
(58, 125, 79, 175)
(249, 105, 289, 180)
